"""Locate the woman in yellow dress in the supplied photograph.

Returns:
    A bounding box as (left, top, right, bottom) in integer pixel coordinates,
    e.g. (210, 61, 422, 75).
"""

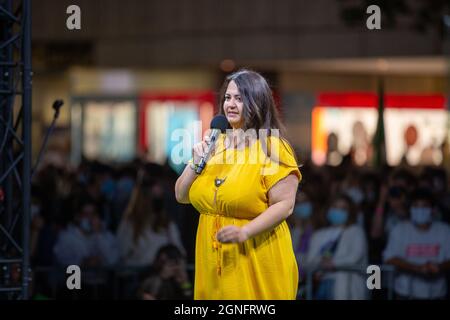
(175, 69, 301, 300)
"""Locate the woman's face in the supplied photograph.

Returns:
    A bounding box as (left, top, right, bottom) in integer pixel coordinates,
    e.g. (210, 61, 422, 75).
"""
(223, 80, 244, 129)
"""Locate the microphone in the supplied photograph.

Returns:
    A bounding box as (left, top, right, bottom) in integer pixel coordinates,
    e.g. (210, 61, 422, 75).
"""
(52, 99, 64, 119)
(31, 99, 65, 178)
(195, 114, 230, 174)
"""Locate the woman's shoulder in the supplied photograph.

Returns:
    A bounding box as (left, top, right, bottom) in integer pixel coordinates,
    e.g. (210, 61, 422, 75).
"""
(268, 136, 297, 158)
(265, 135, 292, 149)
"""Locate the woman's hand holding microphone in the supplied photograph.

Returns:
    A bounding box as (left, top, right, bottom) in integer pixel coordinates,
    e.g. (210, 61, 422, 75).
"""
(191, 132, 212, 173)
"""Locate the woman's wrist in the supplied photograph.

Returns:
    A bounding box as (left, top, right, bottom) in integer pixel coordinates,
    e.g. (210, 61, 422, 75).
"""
(188, 159, 200, 175)
(241, 225, 251, 240)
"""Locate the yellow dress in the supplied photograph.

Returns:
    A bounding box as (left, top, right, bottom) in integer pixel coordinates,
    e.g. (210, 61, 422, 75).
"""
(188, 134, 302, 300)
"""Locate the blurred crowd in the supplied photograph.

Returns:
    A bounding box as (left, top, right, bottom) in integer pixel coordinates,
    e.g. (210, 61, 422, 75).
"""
(27, 158, 196, 300)
(23, 151, 450, 300)
(291, 157, 450, 300)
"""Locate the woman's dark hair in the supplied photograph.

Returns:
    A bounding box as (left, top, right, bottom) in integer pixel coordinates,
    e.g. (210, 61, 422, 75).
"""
(218, 69, 285, 134)
(153, 244, 184, 272)
(217, 69, 299, 168)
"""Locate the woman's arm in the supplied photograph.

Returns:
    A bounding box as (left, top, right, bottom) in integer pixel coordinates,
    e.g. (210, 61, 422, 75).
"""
(216, 174, 298, 243)
(174, 164, 199, 204)
(174, 136, 210, 204)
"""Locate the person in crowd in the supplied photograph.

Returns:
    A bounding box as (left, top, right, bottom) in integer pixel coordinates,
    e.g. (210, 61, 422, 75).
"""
(52, 200, 120, 298)
(110, 165, 136, 232)
(137, 244, 192, 300)
(355, 172, 384, 264)
(305, 194, 368, 300)
(383, 188, 450, 299)
(418, 167, 450, 224)
(289, 191, 325, 298)
(76, 162, 114, 229)
(53, 201, 120, 267)
(117, 173, 185, 267)
(371, 183, 409, 240)
(341, 171, 366, 228)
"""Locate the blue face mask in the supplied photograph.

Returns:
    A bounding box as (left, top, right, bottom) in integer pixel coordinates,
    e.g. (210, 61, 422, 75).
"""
(294, 202, 312, 219)
(410, 207, 432, 225)
(327, 208, 348, 226)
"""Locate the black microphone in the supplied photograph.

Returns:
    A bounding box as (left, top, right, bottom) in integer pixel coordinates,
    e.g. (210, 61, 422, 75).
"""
(52, 99, 64, 119)
(195, 115, 230, 174)
(31, 99, 64, 178)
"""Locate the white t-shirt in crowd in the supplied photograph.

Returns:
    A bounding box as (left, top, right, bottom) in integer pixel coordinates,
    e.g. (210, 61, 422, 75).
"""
(53, 224, 120, 267)
(383, 221, 450, 299)
(117, 220, 186, 267)
(305, 225, 369, 300)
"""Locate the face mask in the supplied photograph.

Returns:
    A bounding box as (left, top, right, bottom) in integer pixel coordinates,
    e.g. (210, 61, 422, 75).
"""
(346, 187, 364, 205)
(410, 207, 432, 225)
(80, 218, 92, 233)
(294, 202, 312, 219)
(327, 208, 348, 226)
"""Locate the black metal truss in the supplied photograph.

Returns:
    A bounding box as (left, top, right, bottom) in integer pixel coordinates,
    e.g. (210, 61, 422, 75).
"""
(0, 0, 32, 300)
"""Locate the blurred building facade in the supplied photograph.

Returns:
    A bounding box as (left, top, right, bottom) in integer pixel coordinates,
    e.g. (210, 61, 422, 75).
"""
(30, 0, 449, 168)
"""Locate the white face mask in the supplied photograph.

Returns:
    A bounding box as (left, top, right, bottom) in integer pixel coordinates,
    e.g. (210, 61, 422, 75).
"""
(410, 207, 432, 225)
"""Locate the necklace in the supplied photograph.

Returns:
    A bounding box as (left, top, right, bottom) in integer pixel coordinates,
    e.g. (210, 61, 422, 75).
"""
(213, 176, 227, 206)
(214, 176, 227, 187)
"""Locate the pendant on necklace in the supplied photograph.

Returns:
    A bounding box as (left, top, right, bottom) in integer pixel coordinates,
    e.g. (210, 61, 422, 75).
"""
(213, 176, 226, 206)
(214, 177, 227, 188)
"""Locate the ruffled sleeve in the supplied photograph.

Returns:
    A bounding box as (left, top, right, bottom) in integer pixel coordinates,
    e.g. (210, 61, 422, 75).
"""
(261, 136, 302, 191)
